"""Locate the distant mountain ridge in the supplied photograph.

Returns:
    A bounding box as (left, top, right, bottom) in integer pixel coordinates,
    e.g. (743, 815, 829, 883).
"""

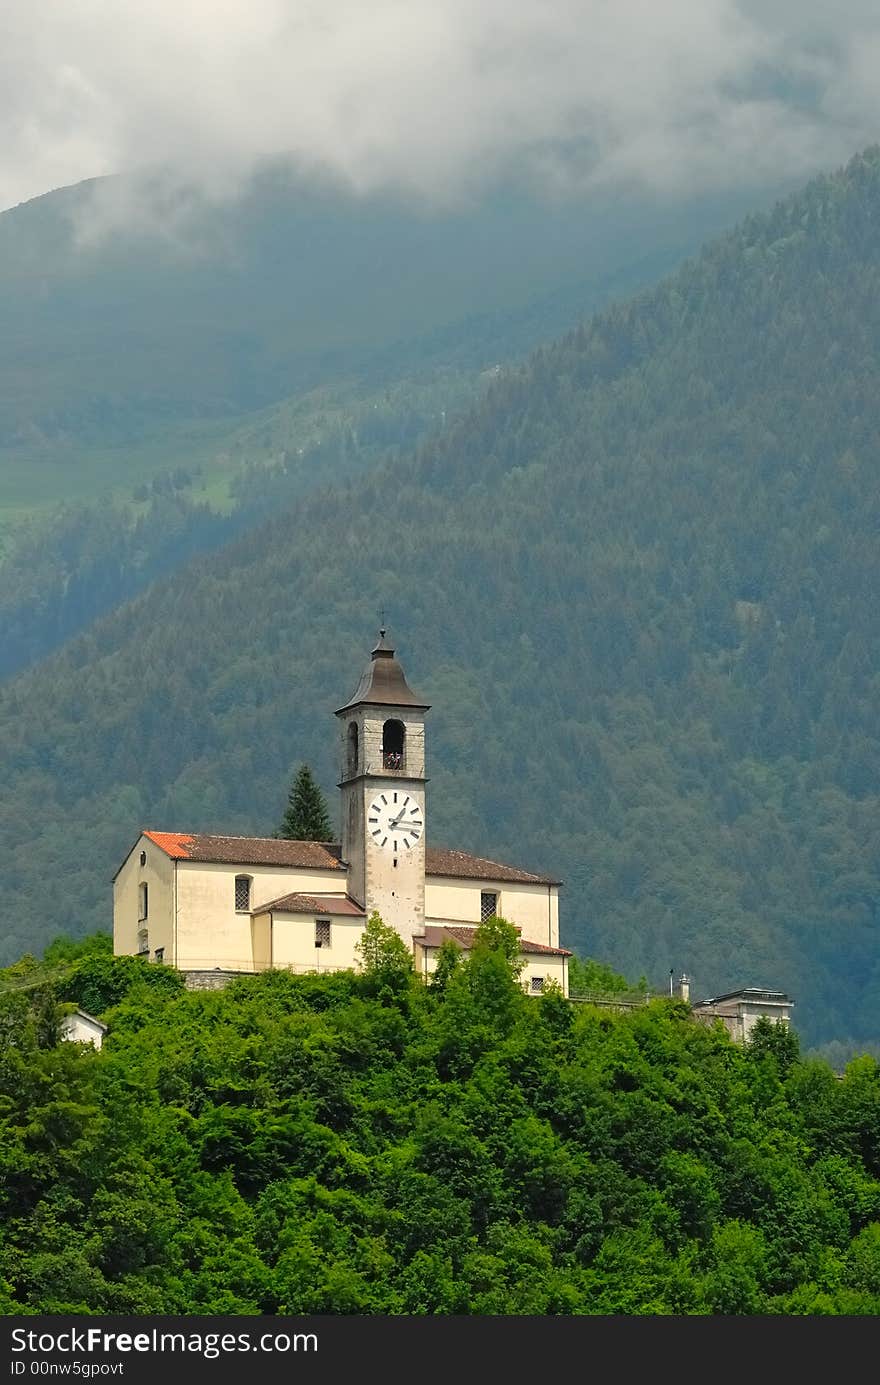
(3, 150, 880, 1047)
(0, 168, 743, 457)
(0, 168, 749, 675)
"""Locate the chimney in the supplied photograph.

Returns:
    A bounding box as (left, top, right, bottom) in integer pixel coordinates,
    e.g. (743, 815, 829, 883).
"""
(679, 973, 690, 1003)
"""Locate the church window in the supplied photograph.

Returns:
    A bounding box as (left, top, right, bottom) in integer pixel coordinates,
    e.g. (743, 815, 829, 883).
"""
(382, 719, 405, 770)
(138, 882, 149, 921)
(315, 919, 331, 948)
(480, 891, 498, 922)
(530, 976, 545, 994)
(346, 721, 359, 777)
(137, 927, 149, 956)
(235, 876, 252, 912)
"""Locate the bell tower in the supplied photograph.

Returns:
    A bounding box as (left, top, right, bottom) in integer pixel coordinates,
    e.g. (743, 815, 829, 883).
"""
(336, 630, 430, 944)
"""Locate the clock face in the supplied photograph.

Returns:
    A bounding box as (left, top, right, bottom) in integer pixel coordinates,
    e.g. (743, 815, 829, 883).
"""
(368, 790, 423, 852)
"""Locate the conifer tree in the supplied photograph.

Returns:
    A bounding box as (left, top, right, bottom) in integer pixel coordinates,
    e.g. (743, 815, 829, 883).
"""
(277, 763, 333, 841)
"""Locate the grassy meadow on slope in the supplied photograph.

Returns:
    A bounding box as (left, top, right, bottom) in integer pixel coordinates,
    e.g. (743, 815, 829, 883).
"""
(2, 152, 880, 1045)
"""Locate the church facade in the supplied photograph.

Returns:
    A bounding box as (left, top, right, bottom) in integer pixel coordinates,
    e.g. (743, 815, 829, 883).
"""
(113, 631, 569, 994)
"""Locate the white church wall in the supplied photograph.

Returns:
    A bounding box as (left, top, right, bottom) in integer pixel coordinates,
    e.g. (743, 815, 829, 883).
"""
(251, 913, 271, 971)
(270, 912, 364, 973)
(175, 861, 348, 970)
(425, 877, 559, 947)
(520, 954, 568, 997)
(113, 835, 175, 962)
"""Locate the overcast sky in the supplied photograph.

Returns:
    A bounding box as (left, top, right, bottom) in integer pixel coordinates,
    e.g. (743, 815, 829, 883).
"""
(3, 0, 880, 216)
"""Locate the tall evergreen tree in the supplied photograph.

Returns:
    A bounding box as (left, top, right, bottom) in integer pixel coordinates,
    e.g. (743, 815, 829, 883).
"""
(277, 764, 333, 841)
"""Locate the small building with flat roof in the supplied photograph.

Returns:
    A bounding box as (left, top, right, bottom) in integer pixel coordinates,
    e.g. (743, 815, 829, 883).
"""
(691, 987, 793, 1044)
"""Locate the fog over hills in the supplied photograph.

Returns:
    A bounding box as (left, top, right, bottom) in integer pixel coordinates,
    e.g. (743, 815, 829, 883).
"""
(0, 168, 768, 677)
(0, 169, 761, 457)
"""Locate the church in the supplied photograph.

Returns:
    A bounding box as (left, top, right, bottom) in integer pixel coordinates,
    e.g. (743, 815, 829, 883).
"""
(113, 630, 570, 994)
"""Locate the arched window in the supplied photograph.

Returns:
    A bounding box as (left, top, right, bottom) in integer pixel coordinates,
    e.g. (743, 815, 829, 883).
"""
(382, 719, 405, 771)
(346, 721, 359, 777)
(234, 875, 252, 912)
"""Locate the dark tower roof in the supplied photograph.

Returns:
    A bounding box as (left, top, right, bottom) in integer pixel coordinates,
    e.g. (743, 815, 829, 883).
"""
(336, 629, 430, 713)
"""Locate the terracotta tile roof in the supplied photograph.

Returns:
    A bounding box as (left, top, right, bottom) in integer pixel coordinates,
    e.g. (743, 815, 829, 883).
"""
(253, 893, 365, 917)
(141, 831, 197, 858)
(416, 924, 571, 957)
(424, 846, 560, 886)
(142, 831, 345, 871)
(138, 833, 558, 885)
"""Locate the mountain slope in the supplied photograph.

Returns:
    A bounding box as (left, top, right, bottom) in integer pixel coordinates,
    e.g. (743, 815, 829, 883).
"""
(3, 150, 880, 1045)
(0, 168, 746, 496)
(0, 169, 741, 673)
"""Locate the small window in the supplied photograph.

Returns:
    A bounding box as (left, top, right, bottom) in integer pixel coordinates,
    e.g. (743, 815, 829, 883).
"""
(139, 850, 147, 867)
(154, 947, 164, 963)
(480, 891, 498, 922)
(235, 876, 252, 912)
(138, 882, 149, 921)
(315, 919, 331, 948)
(137, 927, 149, 956)
(530, 976, 545, 994)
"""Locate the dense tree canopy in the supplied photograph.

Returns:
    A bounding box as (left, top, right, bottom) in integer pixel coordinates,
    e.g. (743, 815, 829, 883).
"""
(1, 934, 879, 1315)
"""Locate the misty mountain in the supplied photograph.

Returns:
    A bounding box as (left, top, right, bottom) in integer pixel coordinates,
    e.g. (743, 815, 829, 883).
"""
(3, 150, 880, 1047)
(0, 168, 768, 675)
(0, 168, 770, 469)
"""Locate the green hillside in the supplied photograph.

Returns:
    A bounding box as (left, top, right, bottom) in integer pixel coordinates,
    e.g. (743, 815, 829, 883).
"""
(3, 151, 880, 1046)
(1, 170, 737, 674)
(0, 367, 494, 678)
(2, 934, 879, 1314)
(1, 167, 739, 518)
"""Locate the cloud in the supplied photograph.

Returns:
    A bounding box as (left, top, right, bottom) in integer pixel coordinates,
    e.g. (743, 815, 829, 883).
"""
(2, 0, 880, 220)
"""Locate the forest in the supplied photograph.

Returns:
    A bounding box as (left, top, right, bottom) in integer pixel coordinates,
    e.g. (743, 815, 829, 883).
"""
(1, 925, 879, 1315)
(0, 222, 680, 680)
(3, 150, 880, 1049)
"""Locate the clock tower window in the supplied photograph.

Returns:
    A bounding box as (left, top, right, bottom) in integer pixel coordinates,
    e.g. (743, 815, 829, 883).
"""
(382, 718, 405, 771)
(346, 721, 359, 778)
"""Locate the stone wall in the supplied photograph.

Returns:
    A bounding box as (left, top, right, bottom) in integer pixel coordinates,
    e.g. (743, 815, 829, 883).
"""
(182, 969, 243, 991)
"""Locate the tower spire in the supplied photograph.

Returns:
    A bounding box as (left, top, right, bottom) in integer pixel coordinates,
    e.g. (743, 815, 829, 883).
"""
(337, 628, 429, 713)
(372, 625, 394, 657)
